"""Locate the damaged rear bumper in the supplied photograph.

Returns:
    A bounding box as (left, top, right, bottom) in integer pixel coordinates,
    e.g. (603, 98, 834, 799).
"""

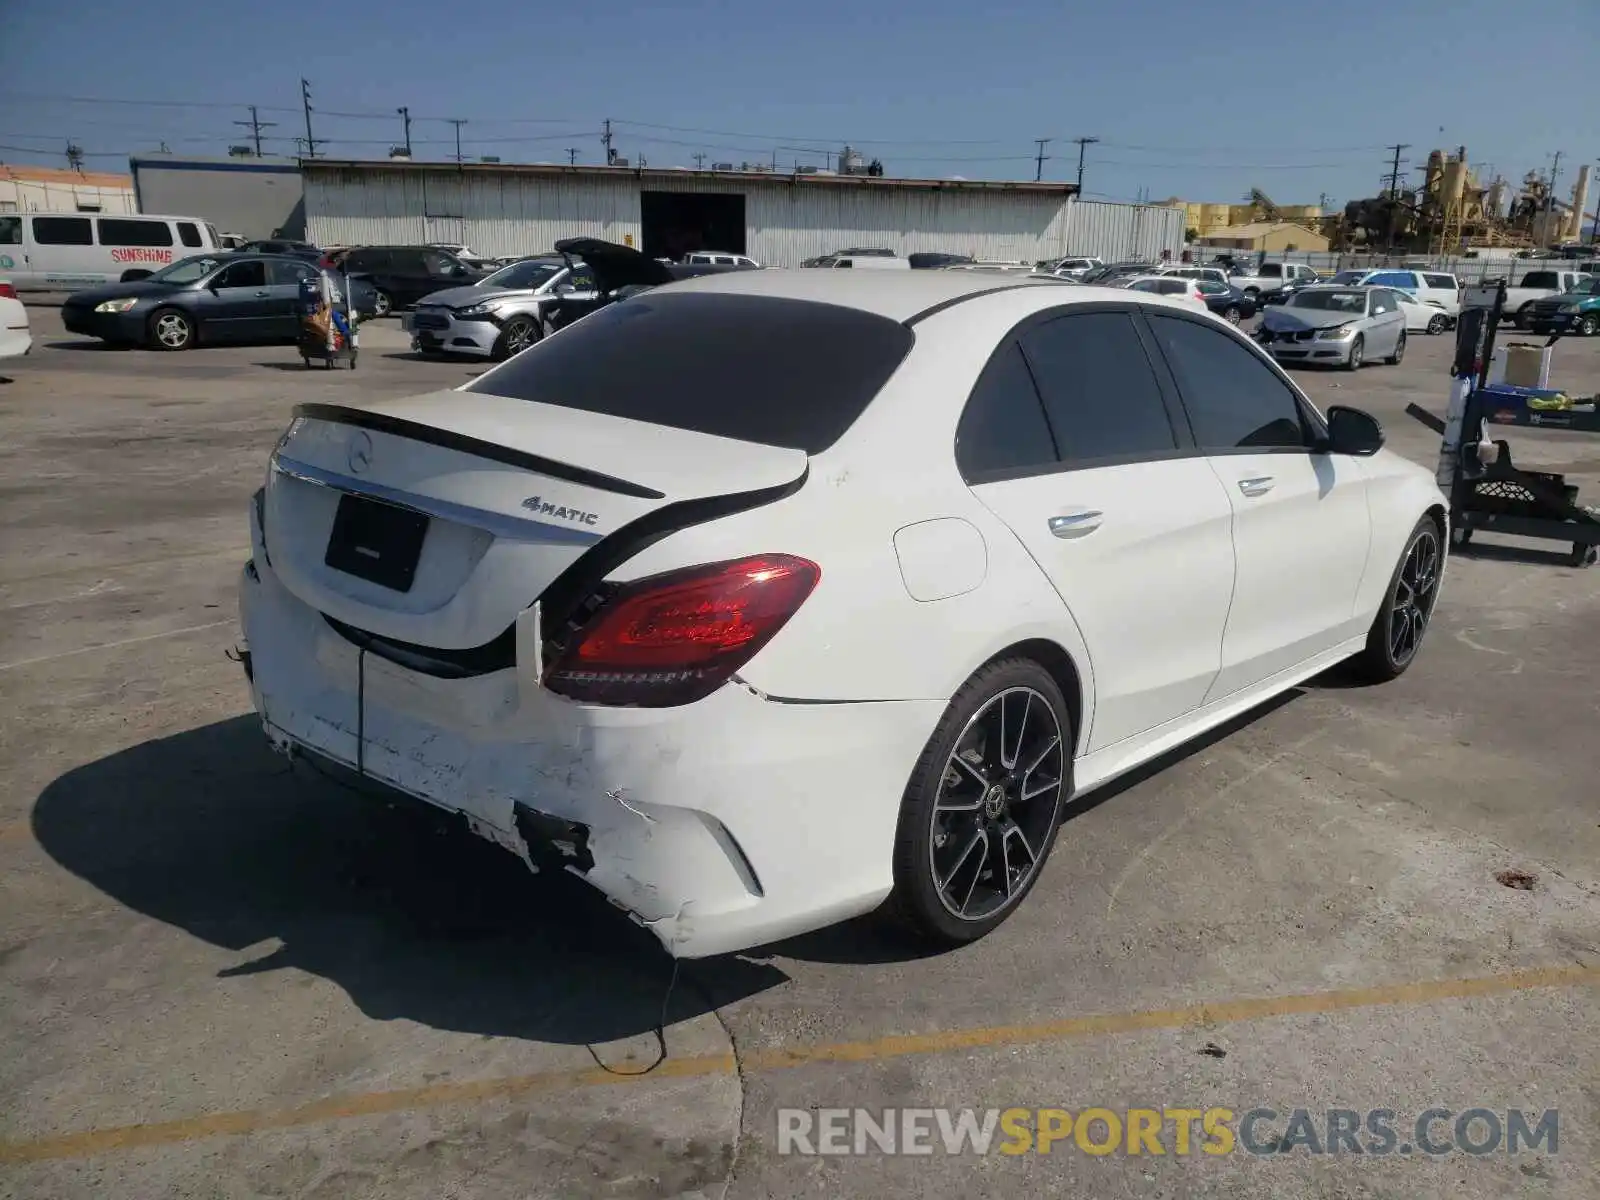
(238, 554, 943, 958)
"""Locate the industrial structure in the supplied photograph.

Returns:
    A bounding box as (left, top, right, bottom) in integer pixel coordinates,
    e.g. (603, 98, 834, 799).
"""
(299, 159, 1185, 265)
(0, 163, 136, 215)
(1167, 190, 1324, 240)
(1336, 147, 1596, 254)
(128, 156, 305, 241)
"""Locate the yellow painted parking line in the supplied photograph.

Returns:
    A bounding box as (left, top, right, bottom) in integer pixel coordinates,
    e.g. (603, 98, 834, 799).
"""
(1, 963, 1593, 1165)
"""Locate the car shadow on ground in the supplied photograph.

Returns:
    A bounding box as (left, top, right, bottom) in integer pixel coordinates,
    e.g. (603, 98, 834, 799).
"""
(1450, 540, 1593, 568)
(32, 715, 788, 1046)
(41, 339, 133, 352)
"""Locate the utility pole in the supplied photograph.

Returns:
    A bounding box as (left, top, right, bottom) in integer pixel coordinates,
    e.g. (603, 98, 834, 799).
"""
(1381, 143, 1410, 253)
(1544, 150, 1564, 243)
(565, 147, 578, 166)
(1033, 137, 1052, 182)
(771, 147, 778, 171)
(448, 119, 467, 164)
(234, 105, 276, 156)
(300, 79, 317, 158)
(693, 152, 706, 170)
(1071, 136, 1099, 192)
(602, 119, 614, 165)
(64, 142, 84, 172)
(397, 107, 412, 156)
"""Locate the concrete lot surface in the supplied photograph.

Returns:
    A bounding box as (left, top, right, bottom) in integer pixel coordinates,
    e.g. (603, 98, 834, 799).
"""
(1, 303, 1597, 1199)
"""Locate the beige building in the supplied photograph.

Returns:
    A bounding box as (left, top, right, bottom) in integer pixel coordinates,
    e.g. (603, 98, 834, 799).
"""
(0, 163, 138, 215)
(1196, 220, 1330, 253)
(1167, 198, 1324, 238)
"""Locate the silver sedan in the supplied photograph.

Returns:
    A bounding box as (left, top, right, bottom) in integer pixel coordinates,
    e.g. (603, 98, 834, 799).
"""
(1254, 285, 1408, 370)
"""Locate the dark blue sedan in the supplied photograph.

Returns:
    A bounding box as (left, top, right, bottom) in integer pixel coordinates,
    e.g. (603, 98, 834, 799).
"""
(61, 253, 378, 351)
(1195, 280, 1258, 324)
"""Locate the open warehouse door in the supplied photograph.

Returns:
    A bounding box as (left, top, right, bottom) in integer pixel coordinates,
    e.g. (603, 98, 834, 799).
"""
(640, 191, 747, 262)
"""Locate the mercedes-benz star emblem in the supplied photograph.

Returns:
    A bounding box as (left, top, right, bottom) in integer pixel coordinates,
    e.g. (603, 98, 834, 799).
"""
(346, 431, 374, 475)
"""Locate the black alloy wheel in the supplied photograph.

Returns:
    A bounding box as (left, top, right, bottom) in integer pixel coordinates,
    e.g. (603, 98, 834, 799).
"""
(889, 658, 1071, 946)
(1349, 516, 1442, 682)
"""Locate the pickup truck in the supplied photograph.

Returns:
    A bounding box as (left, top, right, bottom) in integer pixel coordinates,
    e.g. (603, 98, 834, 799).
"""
(1227, 261, 1319, 300)
(1500, 269, 1594, 328)
(1525, 276, 1600, 336)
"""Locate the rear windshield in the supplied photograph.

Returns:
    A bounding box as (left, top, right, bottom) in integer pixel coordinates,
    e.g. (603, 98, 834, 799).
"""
(467, 292, 916, 453)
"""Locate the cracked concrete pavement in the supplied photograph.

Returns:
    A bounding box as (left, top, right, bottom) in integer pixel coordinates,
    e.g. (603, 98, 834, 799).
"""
(1, 305, 1596, 1198)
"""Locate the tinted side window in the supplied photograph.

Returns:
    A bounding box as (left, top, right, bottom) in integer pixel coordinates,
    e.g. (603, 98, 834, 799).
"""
(177, 222, 203, 248)
(390, 249, 428, 274)
(955, 340, 1058, 480)
(269, 259, 316, 285)
(215, 260, 267, 289)
(1019, 312, 1177, 464)
(32, 216, 93, 246)
(1259, 264, 1283, 278)
(1148, 315, 1310, 451)
(0, 216, 20, 244)
(98, 218, 174, 247)
(1423, 274, 1456, 290)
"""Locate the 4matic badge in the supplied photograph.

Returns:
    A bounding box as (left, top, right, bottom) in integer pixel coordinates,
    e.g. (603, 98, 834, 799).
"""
(522, 495, 600, 526)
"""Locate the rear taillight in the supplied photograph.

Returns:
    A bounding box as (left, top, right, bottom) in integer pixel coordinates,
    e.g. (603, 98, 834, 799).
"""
(0, 282, 16, 300)
(544, 554, 821, 707)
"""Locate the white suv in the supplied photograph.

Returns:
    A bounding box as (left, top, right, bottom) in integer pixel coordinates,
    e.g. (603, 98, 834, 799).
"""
(685, 252, 760, 269)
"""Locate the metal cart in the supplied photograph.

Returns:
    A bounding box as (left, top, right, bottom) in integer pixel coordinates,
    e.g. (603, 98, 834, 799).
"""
(297, 268, 359, 370)
(1409, 280, 1599, 568)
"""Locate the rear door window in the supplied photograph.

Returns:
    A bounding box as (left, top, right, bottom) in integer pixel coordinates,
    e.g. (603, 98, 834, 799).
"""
(468, 292, 914, 453)
(955, 340, 1058, 481)
(1018, 311, 1178, 465)
(177, 222, 203, 248)
(215, 260, 267, 289)
(1423, 273, 1457, 290)
(269, 259, 316, 286)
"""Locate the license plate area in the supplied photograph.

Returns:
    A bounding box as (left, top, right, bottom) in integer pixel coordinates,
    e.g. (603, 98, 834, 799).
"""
(324, 493, 429, 592)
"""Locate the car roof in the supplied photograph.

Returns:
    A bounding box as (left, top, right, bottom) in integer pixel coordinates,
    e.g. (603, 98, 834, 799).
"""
(652, 268, 1214, 324)
(657, 267, 1082, 321)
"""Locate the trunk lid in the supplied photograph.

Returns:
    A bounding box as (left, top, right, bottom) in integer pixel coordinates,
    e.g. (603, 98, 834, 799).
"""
(263, 392, 807, 650)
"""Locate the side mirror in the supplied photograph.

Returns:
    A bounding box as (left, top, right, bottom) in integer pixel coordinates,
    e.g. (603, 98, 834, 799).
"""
(1324, 405, 1384, 456)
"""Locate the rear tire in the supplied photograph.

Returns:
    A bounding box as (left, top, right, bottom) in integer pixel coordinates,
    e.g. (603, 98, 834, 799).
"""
(886, 657, 1071, 948)
(148, 307, 195, 351)
(1347, 515, 1442, 683)
(1426, 313, 1448, 335)
(371, 290, 392, 318)
(1386, 332, 1406, 365)
(1223, 305, 1242, 324)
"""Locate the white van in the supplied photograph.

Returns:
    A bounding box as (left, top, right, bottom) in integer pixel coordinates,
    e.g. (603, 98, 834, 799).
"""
(0, 213, 222, 292)
(818, 255, 911, 270)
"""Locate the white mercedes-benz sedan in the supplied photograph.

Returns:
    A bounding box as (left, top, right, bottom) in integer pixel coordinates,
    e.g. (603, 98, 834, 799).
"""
(239, 271, 1448, 958)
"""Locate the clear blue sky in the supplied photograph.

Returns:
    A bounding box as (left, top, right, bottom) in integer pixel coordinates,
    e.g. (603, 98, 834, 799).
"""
(0, 0, 1594, 210)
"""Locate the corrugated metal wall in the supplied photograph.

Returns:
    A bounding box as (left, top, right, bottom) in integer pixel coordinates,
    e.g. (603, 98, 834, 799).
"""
(303, 167, 1184, 266)
(1062, 200, 1186, 262)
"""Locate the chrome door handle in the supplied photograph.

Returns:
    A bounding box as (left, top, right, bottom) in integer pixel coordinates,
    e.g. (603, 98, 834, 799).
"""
(1237, 476, 1275, 497)
(254, 290, 270, 297)
(1049, 510, 1103, 538)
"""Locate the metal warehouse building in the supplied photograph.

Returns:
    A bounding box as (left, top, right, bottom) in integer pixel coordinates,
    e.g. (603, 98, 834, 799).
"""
(129, 156, 305, 241)
(301, 160, 1183, 266)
